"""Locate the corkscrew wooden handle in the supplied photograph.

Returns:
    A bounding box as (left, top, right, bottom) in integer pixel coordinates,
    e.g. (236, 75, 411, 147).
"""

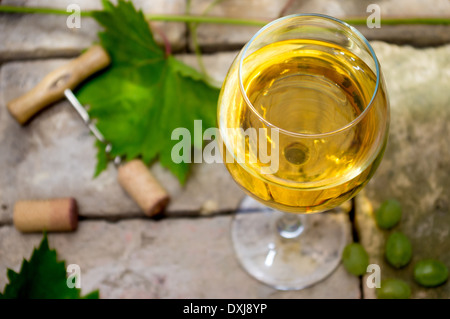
(7, 45, 110, 124)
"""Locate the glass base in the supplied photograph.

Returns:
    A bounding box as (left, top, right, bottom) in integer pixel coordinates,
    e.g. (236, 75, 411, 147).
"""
(232, 197, 348, 290)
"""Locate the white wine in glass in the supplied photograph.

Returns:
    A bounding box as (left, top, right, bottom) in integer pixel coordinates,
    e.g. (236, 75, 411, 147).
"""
(218, 14, 389, 289)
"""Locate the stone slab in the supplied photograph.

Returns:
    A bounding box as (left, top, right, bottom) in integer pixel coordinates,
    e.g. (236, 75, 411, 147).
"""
(355, 25, 450, 48)
(0, 213, 359, 298)
(188, 0, 289, 51)
(354, 42, 450, 299)
(0, 52, 242, 223)
(296, 0, 450, 47)
(283, 0, 450, 18)
(0, 0, 186, 62)
(2, 0, 449, 62)
(190, 0, 450, 50)
(0, 13, 99, 62)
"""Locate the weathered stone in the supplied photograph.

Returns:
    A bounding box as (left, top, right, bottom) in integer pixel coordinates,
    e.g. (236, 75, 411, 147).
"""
(2, 0, 449, 60)
(283, 0, 450, 18)
(0, 52, 242, 224)
(1, 1, 449, 297)
(190, 0, 450, 49)
(0, 13, 99, 61)
(269, 266, 360, 299)
(2, 0, 103, 10)
(355, 42, 450, 299)
(285, 0, 450, 47)
(188, 0, 289, 51)
(0, 214, 358, 298)
(356, 25, 450, 48)
(0, 0, 186, 62)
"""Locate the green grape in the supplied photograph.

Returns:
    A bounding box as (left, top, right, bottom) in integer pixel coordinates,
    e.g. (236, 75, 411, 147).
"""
(377, 278, 411, 299)
(342, 243, 369, 276)
(385, 231, 412, 268)
(375, 199, 402, 229)
(414, 259, 449, 287)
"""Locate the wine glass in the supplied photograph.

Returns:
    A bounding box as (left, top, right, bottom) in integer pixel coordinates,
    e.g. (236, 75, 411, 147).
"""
(217, 14, 389, 290)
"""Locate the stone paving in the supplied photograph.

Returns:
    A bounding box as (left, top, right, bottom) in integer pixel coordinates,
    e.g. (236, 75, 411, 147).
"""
(0, 0, 449, 299)
(355, 43, 450, 299)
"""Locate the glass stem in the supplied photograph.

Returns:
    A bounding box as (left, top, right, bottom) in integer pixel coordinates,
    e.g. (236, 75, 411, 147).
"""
(276, 213, 304, 239)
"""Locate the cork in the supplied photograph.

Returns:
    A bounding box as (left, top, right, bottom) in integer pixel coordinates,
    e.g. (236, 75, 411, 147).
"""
(13, 198, 78, 233)
(117, 159, 169, 216)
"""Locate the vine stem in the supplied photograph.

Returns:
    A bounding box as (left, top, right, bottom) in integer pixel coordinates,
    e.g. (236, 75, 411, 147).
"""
(0, 6, 94, 16)
(0, 6, 449, 26)
(186, 0, 223, 83)
(151, 23, 172, 57)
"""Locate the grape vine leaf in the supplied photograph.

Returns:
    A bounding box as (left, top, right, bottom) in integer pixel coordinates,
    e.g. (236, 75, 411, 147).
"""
(0, 233, 99, 299)
(76, 0, 220, 184)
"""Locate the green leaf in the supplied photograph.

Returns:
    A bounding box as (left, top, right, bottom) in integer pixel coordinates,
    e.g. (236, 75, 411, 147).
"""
(82, 290, 101, 299)
(93, 140, 108, 178)
(76, 0, 220, 184)
(0, 233, 99, 299)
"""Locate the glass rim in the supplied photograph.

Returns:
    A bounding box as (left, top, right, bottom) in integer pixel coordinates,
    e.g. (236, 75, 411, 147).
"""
(238, 13, 381, 138)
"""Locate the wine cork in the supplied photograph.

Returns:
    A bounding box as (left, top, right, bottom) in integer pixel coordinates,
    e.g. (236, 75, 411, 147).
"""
(117, 159, 169, 216)
(13, 198, 78, 233)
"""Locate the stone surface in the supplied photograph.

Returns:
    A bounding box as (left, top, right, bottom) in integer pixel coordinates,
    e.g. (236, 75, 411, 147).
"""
(0, 0, 186, 62)
(354, 42, 450, 299)
(190, 0, 450, 49)
(0, 13, 99, 62)
(1, 1, 449, 298)
(0, 52, 242, 224)
(0, 214, 359, 298)
(188, 0, 289, 51)
(355, 25, 450, 48)
(292, 0, 450, 47)
(283, 0, 450, 18)
(1, 0, 449, 61)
